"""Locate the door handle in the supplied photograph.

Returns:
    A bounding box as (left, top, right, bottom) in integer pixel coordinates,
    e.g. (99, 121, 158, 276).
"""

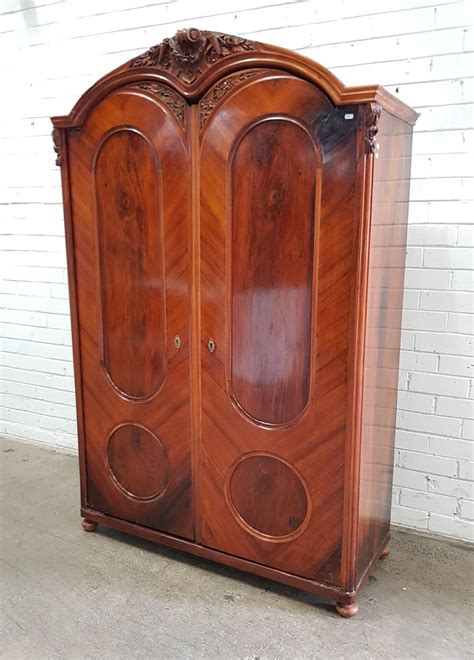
(207, 338, 216, 353)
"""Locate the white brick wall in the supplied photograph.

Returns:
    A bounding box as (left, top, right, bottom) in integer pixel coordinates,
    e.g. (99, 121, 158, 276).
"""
(0, 0, 472, 542)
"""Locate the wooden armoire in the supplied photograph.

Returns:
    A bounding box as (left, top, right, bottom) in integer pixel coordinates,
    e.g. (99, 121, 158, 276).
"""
(52, 29, 417, 617)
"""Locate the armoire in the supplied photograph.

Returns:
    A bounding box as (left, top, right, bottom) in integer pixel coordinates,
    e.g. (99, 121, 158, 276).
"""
(52, 28, 417, 617)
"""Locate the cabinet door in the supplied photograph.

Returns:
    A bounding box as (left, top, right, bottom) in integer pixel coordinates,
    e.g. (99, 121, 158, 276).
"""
(199, 72, 361, 584)
(68, 86, 193, 538)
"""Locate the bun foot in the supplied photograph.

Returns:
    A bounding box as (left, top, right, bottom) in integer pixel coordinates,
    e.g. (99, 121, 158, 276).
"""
(380, 545, 390, 559)
(336, 601, 359, 618)
(81, 518, 98, 532)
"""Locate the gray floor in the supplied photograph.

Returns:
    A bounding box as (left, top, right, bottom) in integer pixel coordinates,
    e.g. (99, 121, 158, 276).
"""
(0, 437, 473, 660)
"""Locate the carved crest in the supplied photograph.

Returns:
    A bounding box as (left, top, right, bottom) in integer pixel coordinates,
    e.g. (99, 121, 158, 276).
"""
(365, 102, 382, 154)
(130, 28, 257, 84)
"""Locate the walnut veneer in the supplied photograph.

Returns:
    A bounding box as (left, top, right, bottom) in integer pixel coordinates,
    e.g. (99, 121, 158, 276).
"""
(52, 28, 417, 617)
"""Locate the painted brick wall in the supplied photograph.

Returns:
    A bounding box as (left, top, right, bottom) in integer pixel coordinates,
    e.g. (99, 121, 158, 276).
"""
(0, 0, 472, 541)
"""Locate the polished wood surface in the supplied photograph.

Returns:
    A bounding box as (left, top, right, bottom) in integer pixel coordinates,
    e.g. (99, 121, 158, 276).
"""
(95, 129, 166, 399)
(356, 111, 414, 586)
(107, 424, 169, 499)
(200, 72, 360, 584)
(229, 454, 309, 537)
(52, 29, 416, 616)
(231, 118, 315, 425)
(66, 87, 193, 538)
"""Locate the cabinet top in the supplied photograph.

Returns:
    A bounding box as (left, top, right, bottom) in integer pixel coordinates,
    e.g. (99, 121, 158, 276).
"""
(51, 28, 418, 129)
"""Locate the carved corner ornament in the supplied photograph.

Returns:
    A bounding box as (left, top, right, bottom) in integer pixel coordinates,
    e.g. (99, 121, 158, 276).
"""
(52, 128, 62, 166)
(130, 28, 257, 84)
(365, 102, 382, 154)
(199, 70, 259, 129)
(130, 82, 185, 125)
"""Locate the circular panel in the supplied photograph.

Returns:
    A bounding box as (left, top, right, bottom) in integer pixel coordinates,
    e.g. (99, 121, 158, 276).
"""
(229, 454, 309, 538)
(107, 424, 169, 500)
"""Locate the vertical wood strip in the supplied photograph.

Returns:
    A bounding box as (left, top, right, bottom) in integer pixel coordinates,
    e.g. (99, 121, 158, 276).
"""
(190, 103, 203, 544)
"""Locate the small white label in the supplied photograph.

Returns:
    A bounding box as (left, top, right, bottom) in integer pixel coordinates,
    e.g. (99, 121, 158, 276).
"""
(344, 113, 354, 120)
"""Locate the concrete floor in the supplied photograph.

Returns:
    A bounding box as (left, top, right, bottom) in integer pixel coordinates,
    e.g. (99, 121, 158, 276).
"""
(0, 437, 472, 660)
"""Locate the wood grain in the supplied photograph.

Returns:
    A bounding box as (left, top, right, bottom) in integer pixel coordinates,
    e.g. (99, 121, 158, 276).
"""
(66, 86, 193, 538)
(199, 72, 360, 585)
(356, 110, 414, 586)
(95, 128, 166, 400)
(52, 30, 416, 615)
(230, 118, 316, 426)
(228, 454, 310, 538)
(107, 424, 169, 500)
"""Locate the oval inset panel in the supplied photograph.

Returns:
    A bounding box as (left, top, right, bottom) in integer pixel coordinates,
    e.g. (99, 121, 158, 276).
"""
(107, 424, 169, 500)
(231, 119, 317, 425)
(95, 129, 166, 399)
(229, 454, 309, 538)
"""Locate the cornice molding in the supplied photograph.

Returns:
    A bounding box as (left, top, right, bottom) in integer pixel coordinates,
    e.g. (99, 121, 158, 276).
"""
(51, 29, 418, 130)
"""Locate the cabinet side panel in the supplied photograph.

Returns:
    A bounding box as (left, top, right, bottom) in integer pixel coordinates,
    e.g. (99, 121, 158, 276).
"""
(356, 112, 413, 584)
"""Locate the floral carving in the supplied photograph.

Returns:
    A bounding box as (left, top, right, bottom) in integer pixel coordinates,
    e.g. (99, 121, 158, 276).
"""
(199, 71, 259, 129)
(365, 102, 382, 154)
(131, 82, 185, 125)
(130, 28, 257, 84)
(52, 128, 62, 166)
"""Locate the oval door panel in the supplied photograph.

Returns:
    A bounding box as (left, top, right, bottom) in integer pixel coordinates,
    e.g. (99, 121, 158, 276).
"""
(95, 129, 167, 399)
(230, 119, 317, 425)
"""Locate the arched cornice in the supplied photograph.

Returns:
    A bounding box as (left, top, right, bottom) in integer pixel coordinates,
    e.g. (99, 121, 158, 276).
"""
(51, 28, 418, 129)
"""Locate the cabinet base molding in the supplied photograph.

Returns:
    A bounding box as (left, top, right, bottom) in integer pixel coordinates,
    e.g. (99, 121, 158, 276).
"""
(81, 508, 389, 615)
